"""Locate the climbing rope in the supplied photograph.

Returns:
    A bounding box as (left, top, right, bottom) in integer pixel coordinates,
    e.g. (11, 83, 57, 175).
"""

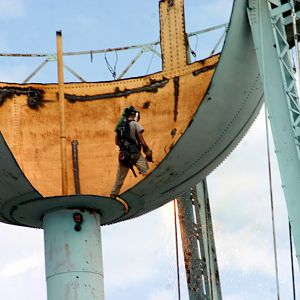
(289, 222, 297, 299)
(289, 3, 298, 298)
(104, 50, 118, 80)
(202, 184, 214, 300)
(264, 105, 281, 300)
(173, 200, 181, 300)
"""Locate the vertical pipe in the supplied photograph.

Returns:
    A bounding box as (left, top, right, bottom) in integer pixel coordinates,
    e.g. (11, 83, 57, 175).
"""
(43, 209, 105, 300)
(71, 140, 81, 194)
(57, 30, 68, 195)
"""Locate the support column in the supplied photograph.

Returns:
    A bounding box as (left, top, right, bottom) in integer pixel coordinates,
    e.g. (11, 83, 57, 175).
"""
(195, 181, 222, 300)
(43, 209, 104, 300)
(248, 0, 300, 267)
(178, 190, 206, 299)
(177, 180, 222, 300)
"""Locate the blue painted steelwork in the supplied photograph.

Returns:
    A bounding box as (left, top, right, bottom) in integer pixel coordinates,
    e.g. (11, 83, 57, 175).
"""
(195, 181, 222, 300)
(43, 209, 104, 300)
(247, 0, 300, 265)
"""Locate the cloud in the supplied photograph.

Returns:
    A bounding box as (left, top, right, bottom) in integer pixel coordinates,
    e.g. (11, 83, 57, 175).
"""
(0, 256, 41, 279)
(216, 224, 275, 276)
(102, 208, 177, 290)
(206, 108, 298, 297)
(0, 0, 26, 21)
(147, 289, 176, 300)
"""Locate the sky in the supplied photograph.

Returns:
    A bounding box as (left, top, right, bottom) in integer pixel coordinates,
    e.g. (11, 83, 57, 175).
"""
(0, 0, 299, 299)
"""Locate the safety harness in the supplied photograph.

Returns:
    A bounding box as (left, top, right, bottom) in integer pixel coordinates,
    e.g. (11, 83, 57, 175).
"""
(116, 119, 141, 177)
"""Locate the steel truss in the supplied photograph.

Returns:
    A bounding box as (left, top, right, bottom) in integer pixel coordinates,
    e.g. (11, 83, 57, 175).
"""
(247, 0, 300, 268)
(177, 180, 222, 300)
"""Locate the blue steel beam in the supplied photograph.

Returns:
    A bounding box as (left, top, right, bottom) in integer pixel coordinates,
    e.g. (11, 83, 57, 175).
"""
(247, 0, 300, 266)
(195, 181, 222, 300)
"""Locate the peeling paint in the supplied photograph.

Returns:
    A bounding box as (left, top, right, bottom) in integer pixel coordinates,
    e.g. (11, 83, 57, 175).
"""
(171, 128, 177, 137)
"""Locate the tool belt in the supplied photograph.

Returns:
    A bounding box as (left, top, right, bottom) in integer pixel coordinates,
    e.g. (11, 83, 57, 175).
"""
(119, 151, 138, 177)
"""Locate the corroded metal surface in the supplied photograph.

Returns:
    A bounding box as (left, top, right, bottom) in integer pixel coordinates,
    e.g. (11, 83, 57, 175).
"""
(0, 0, 264, 227)
(0, 54, 215, 199)
(120, 0, 263, 221)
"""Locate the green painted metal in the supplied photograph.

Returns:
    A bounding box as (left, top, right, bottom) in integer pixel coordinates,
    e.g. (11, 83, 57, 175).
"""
(43, 209, 104, 300)
(195, 181, 222, 300)
(247, 0, 300, 266)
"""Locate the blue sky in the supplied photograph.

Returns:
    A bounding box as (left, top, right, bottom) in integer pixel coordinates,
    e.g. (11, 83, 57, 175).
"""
(0, 0, 299, 299)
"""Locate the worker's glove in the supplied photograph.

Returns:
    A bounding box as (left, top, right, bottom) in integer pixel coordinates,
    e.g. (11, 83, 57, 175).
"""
(143, 146, 153, 162)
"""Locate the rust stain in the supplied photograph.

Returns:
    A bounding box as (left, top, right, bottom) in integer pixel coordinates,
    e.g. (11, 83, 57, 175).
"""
(64, 243, 71, 258)
(65, 78, 169, 102)
(171, 128, 177, 137)
(0, 54, 218, 197)
(65, 284, 70, 300)
(143, 101, 151, 109)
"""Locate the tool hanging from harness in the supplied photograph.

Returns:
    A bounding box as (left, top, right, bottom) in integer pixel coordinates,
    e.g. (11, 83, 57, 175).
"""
(115, 106, 141, 177)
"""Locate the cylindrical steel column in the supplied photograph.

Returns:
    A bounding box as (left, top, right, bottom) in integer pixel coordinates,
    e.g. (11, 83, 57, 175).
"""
(43, 209, 104, 300)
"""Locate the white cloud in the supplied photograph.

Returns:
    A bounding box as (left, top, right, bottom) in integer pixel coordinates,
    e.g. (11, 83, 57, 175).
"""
(0, 0, 25, 21)
(147, 289, 176, 300)
(206, 108, 298, 298)
(224, 293, 258, 300)
(216, 224, 275, 276)
(0, 256, 41, 279)
(102, 209, 177, 289)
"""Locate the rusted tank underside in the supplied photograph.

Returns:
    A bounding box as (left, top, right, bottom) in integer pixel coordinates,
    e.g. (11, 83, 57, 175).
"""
(0, 55, 217, 198)
(0, 0, 263, 227)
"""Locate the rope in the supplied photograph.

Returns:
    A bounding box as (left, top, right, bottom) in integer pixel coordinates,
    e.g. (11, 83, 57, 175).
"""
(104, 50, 118, 80)
(189, 35, 198, 60)
(173, 200, 181, 300)
(264, 105, 281, 300)
(202, 183, 213, 300)
(289, 222, 296, 300)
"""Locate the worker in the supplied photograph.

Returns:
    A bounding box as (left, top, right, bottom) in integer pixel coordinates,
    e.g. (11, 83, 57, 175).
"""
(110, 106, 153, 198)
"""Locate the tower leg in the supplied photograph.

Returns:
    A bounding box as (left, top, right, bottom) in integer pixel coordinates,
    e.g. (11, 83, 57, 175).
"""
(43, 209, 104, 300)
(177, 180, 222, 300)
(248, 0, 300, 268)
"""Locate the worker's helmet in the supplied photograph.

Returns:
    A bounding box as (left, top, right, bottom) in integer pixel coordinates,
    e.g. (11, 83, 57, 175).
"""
(124, 106, 139, 117)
